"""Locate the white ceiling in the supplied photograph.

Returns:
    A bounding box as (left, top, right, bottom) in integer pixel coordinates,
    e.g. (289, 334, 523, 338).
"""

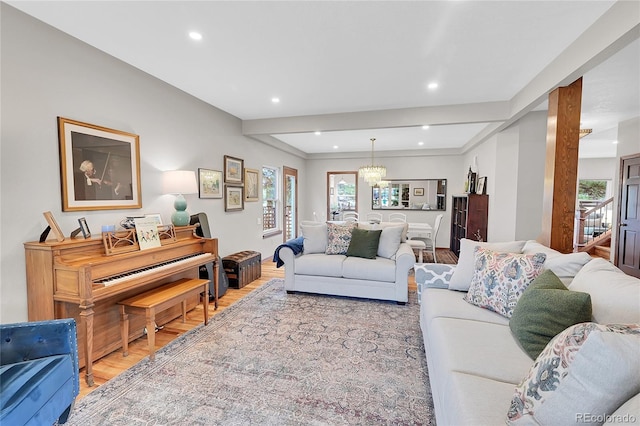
(7, 1, 639, 157)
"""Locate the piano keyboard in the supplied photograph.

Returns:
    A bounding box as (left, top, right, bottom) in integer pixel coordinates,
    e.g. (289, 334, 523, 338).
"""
(96, 253, 213, 286)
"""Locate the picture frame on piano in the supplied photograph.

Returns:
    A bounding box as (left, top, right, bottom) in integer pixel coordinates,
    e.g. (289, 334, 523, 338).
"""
(42, 211, 65, 242)
(58, 117, 142, 212)
(78, 217, 91, 238)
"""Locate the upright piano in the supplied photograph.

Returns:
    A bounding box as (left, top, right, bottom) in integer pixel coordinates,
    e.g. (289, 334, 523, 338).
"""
(24, 225, 217, 386)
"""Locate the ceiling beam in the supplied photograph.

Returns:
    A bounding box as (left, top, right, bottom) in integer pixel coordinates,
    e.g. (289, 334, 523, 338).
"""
(242, 101, 509, 136)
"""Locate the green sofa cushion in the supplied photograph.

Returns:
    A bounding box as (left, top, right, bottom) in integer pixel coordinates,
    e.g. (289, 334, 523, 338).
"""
(509, 269, 592, 359)
(346, 228, 382, 259)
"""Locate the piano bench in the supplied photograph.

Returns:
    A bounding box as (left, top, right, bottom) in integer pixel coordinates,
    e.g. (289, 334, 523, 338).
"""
(118, 278, 209, 361)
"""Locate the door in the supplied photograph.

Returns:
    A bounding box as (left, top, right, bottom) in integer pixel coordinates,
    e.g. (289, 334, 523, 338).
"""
(283, 166, 298, 242)
(616, 154, 640, 278)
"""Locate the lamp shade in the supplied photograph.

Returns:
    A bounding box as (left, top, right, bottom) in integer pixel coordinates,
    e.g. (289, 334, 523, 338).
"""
(162, 170, 198, 195)
(162, 170, 198, 227)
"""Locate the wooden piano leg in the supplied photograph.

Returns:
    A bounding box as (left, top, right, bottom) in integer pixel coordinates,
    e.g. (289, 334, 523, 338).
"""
(146, 308, 156, 361)
(120, 305, 129, 357)
(181, 300, 187, 323)
(79, 305, 95, 387)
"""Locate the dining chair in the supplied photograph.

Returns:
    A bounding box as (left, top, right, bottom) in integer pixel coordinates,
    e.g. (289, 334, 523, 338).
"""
(388, 212, 407, 223)
(409, 214, 443, 263)
(365, 212, 383, 223)
(342, 211, 359, 222)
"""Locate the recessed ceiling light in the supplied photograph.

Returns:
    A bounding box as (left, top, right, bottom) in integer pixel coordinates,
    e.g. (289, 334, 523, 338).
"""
(422, 125, 430, 130)
(271, 97, 280, 104)
(427, 82, 438, 90)
(315, 131, 322, 136)
(418, 141, 424, 146)
(333, 145, 339, 149)
(613, 140, 619, 144)
(189, 31, 202, 41)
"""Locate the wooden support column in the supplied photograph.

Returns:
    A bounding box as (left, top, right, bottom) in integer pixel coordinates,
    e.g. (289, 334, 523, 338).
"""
(540, 77, 582, 253)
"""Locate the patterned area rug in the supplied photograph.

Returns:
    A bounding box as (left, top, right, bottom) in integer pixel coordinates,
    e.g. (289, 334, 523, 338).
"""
(68, 279, 435, 425)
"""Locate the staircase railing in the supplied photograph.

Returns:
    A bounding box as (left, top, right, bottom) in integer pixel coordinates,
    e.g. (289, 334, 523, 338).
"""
(575, 197, 613, 249)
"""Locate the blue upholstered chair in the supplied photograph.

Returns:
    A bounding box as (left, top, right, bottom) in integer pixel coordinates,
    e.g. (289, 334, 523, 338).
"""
(0, 319, 79, 425)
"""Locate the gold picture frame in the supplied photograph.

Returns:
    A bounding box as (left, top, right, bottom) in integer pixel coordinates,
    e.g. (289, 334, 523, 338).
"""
(58, 117, 142, 211)
(244, 168, 260, 202)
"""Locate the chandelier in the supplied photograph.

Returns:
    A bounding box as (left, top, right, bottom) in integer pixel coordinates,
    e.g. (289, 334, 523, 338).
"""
(359, 138, 387, 186)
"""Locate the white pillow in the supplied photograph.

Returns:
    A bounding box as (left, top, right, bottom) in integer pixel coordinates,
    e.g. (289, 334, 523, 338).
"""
(359, 221, 408, 242)
(376, 225, 404, 258)
(301, 223, 327, 254)
(522, 240, 592, 279)
(569, 258, 640, 324)
(448, 239, 527, 291)
(507, 323, 640, 425)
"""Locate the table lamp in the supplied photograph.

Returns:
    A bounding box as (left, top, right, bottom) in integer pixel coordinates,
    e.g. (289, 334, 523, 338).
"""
(163, 170, 198, 226)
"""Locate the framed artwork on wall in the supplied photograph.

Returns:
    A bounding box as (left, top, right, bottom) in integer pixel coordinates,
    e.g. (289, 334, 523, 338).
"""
(225, 185, 244, 211)
(224, 155, 244, 184)
(58, 117, 142, 211)
(198, 168, 223, 199)
(244, 168, 260, 201)
(413, 188, 424, 196)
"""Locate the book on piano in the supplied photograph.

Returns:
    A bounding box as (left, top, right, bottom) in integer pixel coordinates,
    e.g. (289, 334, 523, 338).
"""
(134, 217, 161, 250)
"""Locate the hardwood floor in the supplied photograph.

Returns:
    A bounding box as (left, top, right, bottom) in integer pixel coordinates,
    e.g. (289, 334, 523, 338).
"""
(78, 257, 421, 400)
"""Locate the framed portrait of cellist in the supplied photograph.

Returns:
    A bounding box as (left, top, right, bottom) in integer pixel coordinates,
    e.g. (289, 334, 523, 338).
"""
(58, 117, 142, 211)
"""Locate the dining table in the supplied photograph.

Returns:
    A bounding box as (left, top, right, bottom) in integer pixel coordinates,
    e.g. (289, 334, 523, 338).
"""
(407, 222, 433, 239)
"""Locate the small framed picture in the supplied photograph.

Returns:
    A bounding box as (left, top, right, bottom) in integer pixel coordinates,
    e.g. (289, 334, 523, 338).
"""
(225, 185, 244, 211)
(78, 217, 91, 238)
(144, 213, 163, 225)
(476, 176, 487, 195)
(43, 211, 65, 242)
(198, 168, 223, 199)
(413, 188, 424, 196)
(224, 155, 244, 184)
(244, 168, 260, 202)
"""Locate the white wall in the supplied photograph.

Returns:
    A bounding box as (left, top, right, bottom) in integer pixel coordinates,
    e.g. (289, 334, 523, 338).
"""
(0, 5, 305, 322)
(463, 111, 548, 242)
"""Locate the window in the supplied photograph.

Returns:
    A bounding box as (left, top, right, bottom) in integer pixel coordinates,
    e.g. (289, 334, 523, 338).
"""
(262, 165, 280, 235)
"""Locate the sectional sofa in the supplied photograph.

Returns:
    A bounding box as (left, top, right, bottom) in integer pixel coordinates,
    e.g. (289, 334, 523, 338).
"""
(416, 239, 640, 425)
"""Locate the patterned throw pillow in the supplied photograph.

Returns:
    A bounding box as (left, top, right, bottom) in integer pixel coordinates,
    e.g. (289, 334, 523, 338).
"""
(464, 247, 546, 318)
(325, 221, 357, 255)
(507, 323, 640, 425)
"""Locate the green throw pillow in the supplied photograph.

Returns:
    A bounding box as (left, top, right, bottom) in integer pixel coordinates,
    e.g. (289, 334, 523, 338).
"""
(509, 269, 592, 360)
(346, 228, 382, 259)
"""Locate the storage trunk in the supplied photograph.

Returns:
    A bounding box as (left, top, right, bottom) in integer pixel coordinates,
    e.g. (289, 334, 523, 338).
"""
(222, 251, 262, 288)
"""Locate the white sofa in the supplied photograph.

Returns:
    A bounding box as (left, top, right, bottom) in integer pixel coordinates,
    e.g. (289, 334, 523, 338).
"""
(416, 239, 640, 426)
(278, 221, 415, 303)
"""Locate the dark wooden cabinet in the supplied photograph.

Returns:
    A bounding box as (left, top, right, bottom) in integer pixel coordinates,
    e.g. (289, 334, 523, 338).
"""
(450, 194, 489, 256)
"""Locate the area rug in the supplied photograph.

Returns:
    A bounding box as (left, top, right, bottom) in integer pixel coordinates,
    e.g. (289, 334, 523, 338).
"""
(68, 279, 435, 425)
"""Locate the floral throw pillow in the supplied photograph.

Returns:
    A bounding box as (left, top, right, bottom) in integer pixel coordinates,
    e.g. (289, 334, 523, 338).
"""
(325, 221, 357, 255)
(464, 247, 546, 318)
(507, 323, 640, 425)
